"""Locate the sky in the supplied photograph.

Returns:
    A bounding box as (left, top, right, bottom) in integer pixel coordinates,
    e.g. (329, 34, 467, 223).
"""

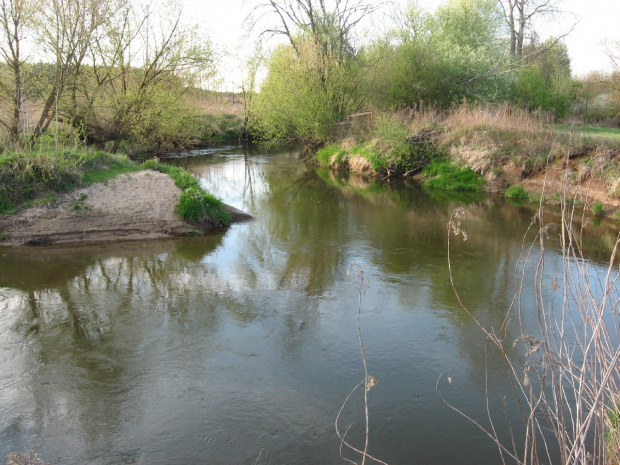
(192, 0, 620, 88)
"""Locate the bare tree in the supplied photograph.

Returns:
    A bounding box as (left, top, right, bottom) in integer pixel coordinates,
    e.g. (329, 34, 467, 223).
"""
(250, 0, 383, 58)
(0, 0, 32, 146)
(31, 0, 111, 143)
(497, 0, 563, 58)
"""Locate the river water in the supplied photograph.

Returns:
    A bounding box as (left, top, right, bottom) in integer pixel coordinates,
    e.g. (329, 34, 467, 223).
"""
(1, 145, 618, 464)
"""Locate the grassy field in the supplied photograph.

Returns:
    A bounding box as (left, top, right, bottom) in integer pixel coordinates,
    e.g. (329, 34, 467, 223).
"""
(558, 124, 620, 141)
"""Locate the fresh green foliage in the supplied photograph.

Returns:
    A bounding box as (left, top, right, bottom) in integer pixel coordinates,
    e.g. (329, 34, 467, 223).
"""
(0, 149, 136, 214)
(0, 230, 8, 241)
(505, 185, 530, 200)
(592, 201, 605, 217)
(315, 145, 347, 167)
(364, 0, 508, 110)
(247, 37, 364, 146)
(423, 161, 485, 192)
(176, 187, 232, 226)
(142, 159, 231, 226)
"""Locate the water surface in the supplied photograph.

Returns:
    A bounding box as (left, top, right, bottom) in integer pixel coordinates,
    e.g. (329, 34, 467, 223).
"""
(1, 146, 617, 464)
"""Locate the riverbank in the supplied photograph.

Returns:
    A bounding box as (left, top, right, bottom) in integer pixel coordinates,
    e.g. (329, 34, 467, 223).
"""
(312, 105, 620, 216)
(0, 170, 250, 246)
(0, 149, 251, 246)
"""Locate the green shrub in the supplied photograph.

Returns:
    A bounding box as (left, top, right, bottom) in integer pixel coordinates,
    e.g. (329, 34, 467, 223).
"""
(505, 185, 529, 200)
(423, 161, 485, 192)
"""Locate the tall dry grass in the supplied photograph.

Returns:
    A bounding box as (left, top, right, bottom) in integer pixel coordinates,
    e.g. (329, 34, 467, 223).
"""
(443, 104, 551, 135)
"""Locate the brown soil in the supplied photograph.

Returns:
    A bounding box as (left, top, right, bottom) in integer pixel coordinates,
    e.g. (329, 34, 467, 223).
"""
(486, 155, 620, 214)
(0, 170, 251, 247)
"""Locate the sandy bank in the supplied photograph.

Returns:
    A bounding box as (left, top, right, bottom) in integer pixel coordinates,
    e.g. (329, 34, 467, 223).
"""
(0, 170, 251, 246)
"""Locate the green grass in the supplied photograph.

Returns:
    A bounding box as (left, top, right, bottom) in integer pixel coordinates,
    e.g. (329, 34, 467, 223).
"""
(0, 149, 137, 214)
(592, 201, 606, 217)
(559, 124, 620, 141)
(315, 145, 346, 167)
(423, 161, 485, 192)
(142, 159, 232, 226)
(505, 185, 530, 200)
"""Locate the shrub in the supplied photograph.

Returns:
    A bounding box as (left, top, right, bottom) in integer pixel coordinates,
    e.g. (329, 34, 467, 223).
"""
(505, 185, 529, 200)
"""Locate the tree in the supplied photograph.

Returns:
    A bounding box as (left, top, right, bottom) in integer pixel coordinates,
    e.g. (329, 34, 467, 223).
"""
(247, 37, 362, 145)
(0, 0, 111, 147)
(247, 0, 375, 144)
(251, 0, 382, 59)
(497, 0, 562, 58)
(0, 0, 34, 146)
(510, 39, 575, 117)
(63, 0, 214, 152)
(364, 0, 509, 109)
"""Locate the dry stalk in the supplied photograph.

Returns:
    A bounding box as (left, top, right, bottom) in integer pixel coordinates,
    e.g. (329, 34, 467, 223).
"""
(443, 129, 620, 465)
(335, 264, 387, 465)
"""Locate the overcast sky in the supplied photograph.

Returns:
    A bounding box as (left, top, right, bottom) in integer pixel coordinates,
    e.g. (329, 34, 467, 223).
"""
(192, 0, 620, 88)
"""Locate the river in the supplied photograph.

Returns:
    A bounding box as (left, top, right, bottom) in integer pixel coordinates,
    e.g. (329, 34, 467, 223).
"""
(1, 145, 618, 464)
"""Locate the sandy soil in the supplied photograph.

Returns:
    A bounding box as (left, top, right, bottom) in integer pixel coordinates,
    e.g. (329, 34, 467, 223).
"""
(487, 156, 620, 213)
(0, 170, 251, 246)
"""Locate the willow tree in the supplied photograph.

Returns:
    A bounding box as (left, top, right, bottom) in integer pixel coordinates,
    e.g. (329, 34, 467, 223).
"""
(247, 0, 378, 145)
(247, 37, 362, 145)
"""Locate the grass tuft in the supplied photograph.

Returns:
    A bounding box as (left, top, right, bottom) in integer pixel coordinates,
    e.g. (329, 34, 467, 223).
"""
(423, 161, 485, 192)
(505, 185, 530, 200)
(142, 159, 231, 226)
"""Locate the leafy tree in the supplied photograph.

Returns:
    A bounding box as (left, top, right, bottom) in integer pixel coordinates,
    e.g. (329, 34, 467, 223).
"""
(0, 0, 109, 147)
(365, 0, 509, 109)
(247, 37, 362, 145)
(62, 0, 214, 152)
(573, 71, 613, 123)
(510, 39, 575, 117)
(247, 0, 373, 145)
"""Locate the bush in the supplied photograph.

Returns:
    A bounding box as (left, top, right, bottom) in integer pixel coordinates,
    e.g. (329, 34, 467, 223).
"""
(505, 184, 529, 200)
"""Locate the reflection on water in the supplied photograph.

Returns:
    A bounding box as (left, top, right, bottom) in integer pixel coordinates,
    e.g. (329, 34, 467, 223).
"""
(1, 146, 617, 464)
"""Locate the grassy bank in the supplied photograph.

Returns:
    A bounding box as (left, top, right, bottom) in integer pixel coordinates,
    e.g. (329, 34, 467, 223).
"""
(142, 160, 231, 226)
(0, 149, 138, 214)
(0, 149, 231, 227)
(312, 104, 620, 206)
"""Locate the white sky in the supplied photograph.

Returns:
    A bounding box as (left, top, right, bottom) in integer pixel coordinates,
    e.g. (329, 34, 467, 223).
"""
(190, 0, 620, 88)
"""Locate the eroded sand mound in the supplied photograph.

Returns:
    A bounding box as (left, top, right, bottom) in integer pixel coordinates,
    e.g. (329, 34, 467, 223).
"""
(0, 170, 249, 246)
